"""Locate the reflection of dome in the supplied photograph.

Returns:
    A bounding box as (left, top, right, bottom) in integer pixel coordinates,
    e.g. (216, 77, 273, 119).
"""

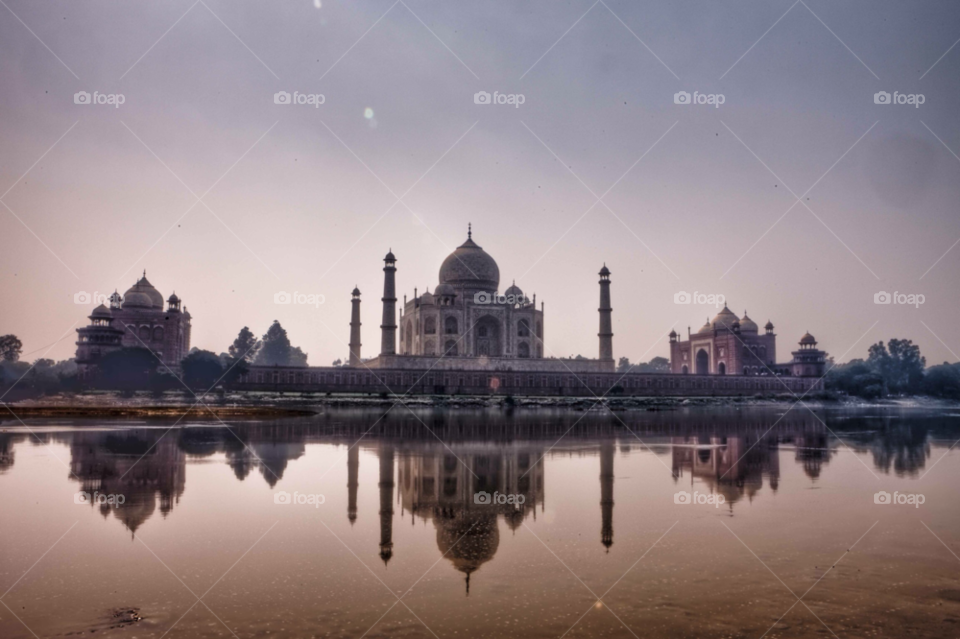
(711, 306, 739, 331)
(439, 230, 499, 291)
(800, 332, 817, 345)
(122, 274, 163, 309)
(739, 312, 758, 333)
(435, 510, 499, 594)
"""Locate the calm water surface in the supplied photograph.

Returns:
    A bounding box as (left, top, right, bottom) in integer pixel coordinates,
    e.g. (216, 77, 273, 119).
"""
(2, 407, 960, 638)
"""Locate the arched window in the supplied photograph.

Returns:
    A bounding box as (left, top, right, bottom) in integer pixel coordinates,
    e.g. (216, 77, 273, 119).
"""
(517, 342, 530, 358)
(424, 316, 437, 334)
(405, 322, 413, 353)
(424, 339, 436, 355)
(444, 339, 458, 356)
(445, 316, 458, 334)
(536, 321, 542, 339)
(718, 362, 726, 375)
(138, 325, 150, 341)
(153, 326, 164, 341)
(681, 365, 689, 374)
(517, 319, 530, 337)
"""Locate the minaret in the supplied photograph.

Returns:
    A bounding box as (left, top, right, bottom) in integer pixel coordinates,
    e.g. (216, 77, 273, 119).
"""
(380, 250, 397, 357)
(600, 439, 614, 551)
(378, 443, 395, 565)
(598, 265, 613, 361)
(349, 287, 362, 366)
(347, 445, 359, 525)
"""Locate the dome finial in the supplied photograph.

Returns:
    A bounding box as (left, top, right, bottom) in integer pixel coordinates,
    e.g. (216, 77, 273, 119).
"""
(467, 222, 472, 240)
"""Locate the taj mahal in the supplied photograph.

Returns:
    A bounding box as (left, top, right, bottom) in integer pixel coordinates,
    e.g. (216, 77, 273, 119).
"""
(76, 225, 828, 397)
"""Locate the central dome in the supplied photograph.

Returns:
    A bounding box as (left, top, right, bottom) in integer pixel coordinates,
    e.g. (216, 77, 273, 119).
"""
(122, 273, 164, 309)
(438, 228, 500, 292)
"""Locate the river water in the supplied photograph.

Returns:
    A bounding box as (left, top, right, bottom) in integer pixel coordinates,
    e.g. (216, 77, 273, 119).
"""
(1, 406, 959, 638)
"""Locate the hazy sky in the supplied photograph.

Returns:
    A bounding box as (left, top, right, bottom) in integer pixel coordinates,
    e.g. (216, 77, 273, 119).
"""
(2, 0, 959, 366)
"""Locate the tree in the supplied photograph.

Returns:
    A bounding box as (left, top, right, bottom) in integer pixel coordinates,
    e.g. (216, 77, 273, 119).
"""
(289, 346, 308, 367)
(228, 327, 260, 362)
(0, 335, 22, 362)
(181, 350, 224, 390)
(255, 321, 292, 366)
(331, 358, 343, 367)
(617, 357, 632, 373)
(642, 356, 671, 373)
(97, 348, 158, 391)
(922, 363, 960, 399)
(868, 339, 925, 395)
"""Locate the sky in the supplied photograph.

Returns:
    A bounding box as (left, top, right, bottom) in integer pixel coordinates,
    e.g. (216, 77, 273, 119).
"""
(1, 0, 959, 366)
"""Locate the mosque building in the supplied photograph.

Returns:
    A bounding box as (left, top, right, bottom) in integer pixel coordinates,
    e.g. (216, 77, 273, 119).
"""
(669, 306, 827, 378)
(75, 272, 192, 377)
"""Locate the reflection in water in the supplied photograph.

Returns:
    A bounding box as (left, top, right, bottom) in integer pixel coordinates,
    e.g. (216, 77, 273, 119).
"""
(0, 409, 949, 545)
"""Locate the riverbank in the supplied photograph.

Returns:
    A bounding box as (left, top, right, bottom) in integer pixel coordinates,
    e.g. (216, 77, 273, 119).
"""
(3, 390, 958, 415)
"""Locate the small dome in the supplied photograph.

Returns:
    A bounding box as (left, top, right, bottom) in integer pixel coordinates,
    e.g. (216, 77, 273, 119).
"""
(599, 265, 611, 276)
(800, 332, 817, 345)
(697, 319, 713, 335)
(90, 304, 112, 318)
(351, 286, 361, 296)
(435, 283, 455, 297)
(739, 312, 759, 333)
(504, 280, 523, 298)
(711, 306, 739, 331)
(765, 320, 774, 330)
(384, 250, 396, 262)
(167, 292, 180, 304)
(669, 329, 677, 337)
(420, 289, 435, 305)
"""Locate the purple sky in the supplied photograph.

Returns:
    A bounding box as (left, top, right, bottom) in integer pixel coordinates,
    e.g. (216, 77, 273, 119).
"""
(2, 0, 959, 366)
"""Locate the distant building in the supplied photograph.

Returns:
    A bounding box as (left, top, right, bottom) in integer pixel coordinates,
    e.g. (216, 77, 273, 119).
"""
(76, 272, 191, 377)
(669, 306, 826, 377)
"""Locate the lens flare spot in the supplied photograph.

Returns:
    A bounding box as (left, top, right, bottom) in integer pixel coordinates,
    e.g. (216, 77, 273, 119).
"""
(364, 107, 374, 119)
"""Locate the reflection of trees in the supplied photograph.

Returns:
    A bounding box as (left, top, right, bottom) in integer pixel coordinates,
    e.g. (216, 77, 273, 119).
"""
(869, 423, 930, 477)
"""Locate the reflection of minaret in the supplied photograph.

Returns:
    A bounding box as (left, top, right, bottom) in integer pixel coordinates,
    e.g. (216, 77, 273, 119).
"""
(347, 445, 359, 525)
(378, 443, 395, 564)
(600, 440, 614, 551)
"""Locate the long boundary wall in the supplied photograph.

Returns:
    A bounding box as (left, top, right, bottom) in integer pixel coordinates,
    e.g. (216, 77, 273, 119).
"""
(233, 365, 822, 397)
